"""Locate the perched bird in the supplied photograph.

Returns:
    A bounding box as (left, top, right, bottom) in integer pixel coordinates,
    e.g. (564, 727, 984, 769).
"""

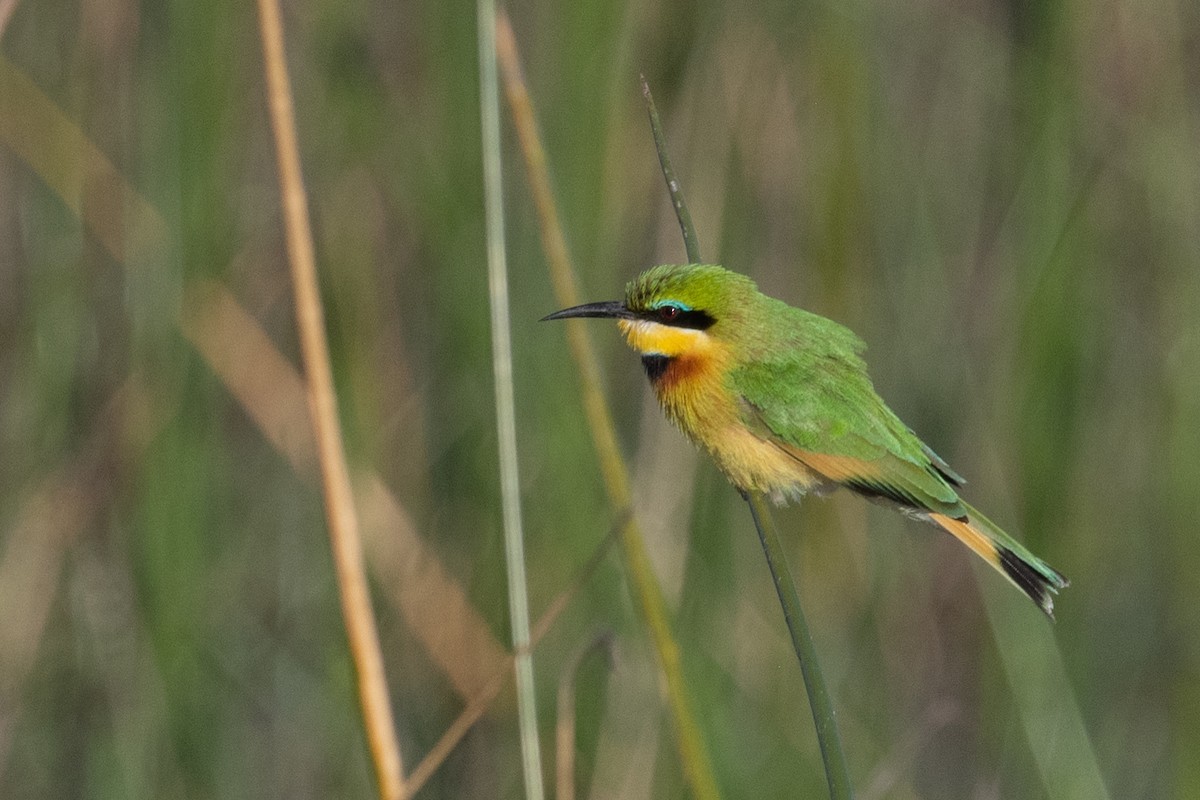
(543, 264, 1067, 617)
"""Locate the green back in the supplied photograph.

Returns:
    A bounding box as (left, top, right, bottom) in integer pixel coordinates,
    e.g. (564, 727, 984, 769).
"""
(729, 292, 967, 518)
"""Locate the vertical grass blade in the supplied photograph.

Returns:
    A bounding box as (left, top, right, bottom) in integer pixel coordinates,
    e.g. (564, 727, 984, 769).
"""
(495, 15, 722, 800)
(402, 524, 619, 798)
(643, 73, 852, 798)
(640, 76, 701, 265)
(982, 585, 1111, 799)
(747, 493, 853, 799)
(555, 631, 614, 800)
(254, 2, 405, 798)
(477, 3, 546, 800)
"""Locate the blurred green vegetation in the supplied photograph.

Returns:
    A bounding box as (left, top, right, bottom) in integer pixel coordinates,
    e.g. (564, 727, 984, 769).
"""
(2, 0, 1198, 798)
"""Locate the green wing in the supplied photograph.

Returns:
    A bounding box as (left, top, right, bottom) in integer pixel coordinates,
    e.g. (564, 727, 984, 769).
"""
(729, 309, 966, 517)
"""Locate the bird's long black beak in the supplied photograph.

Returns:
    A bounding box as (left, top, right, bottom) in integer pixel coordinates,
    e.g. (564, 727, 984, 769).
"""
(540, 300, 635, 322)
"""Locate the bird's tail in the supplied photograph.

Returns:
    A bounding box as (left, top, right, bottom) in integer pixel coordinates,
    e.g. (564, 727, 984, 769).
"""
(928, 503, 1068, 618)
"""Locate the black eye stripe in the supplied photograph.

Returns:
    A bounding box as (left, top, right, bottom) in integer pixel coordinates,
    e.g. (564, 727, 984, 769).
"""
(639, 307, 716, 330)
(676, 309, 716, 329)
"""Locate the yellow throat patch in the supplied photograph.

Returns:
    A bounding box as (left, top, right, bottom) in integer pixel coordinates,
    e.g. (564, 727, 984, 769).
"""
(617, 318, 715, 358)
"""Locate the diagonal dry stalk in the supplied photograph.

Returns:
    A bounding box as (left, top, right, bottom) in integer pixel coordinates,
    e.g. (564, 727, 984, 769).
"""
(0, 51, 510, 713)
(402, 522, 621, 798)
(495, 12, 722, 800)
(0, 44, 614, 799)
(183, 276, 614, 797)
(253, 2, 404, 798)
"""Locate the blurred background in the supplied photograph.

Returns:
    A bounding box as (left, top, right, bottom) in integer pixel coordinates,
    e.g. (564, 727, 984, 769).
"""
(1, 0, 1198, 797)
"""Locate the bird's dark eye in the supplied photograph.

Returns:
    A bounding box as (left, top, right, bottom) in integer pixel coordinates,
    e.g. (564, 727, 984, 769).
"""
(658, 305, 680, 322)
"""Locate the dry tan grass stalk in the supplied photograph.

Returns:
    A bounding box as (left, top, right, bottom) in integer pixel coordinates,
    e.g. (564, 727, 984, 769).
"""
(402, 523, 619, 798)
(253, 1, 404, 795)
(179, 283, 512, 700)
(494, 13, 721, 800)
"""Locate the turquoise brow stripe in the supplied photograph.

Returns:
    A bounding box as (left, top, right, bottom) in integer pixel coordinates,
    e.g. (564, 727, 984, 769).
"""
(650, 300, 693, 312)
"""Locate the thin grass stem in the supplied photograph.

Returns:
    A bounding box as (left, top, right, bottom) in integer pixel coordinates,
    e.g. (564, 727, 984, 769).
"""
(495, 14, 722, 800)
(640, 73, 852, 799)
(746, 492, 852, 800)
(477, 2, 546, 800)
(253, 1, 405, 798)
(555, 630, 614, 800)
(402, 522, 620, 798)
(640, 76, 701, 264)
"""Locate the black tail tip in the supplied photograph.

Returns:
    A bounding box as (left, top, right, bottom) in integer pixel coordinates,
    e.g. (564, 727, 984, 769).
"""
(998, 546, 1068, 619)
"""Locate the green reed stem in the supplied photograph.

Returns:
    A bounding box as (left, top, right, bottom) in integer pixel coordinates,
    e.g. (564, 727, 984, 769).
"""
(746, 492, 852, 799)
(640, 75, 852, 799)
(495, 16, 720, 800)
(478, 3, 545, 799)
(640, 76, 702, 264)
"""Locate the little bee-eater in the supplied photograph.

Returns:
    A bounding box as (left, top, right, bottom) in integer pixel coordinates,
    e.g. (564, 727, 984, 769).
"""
(544, 264, 1068, 617)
